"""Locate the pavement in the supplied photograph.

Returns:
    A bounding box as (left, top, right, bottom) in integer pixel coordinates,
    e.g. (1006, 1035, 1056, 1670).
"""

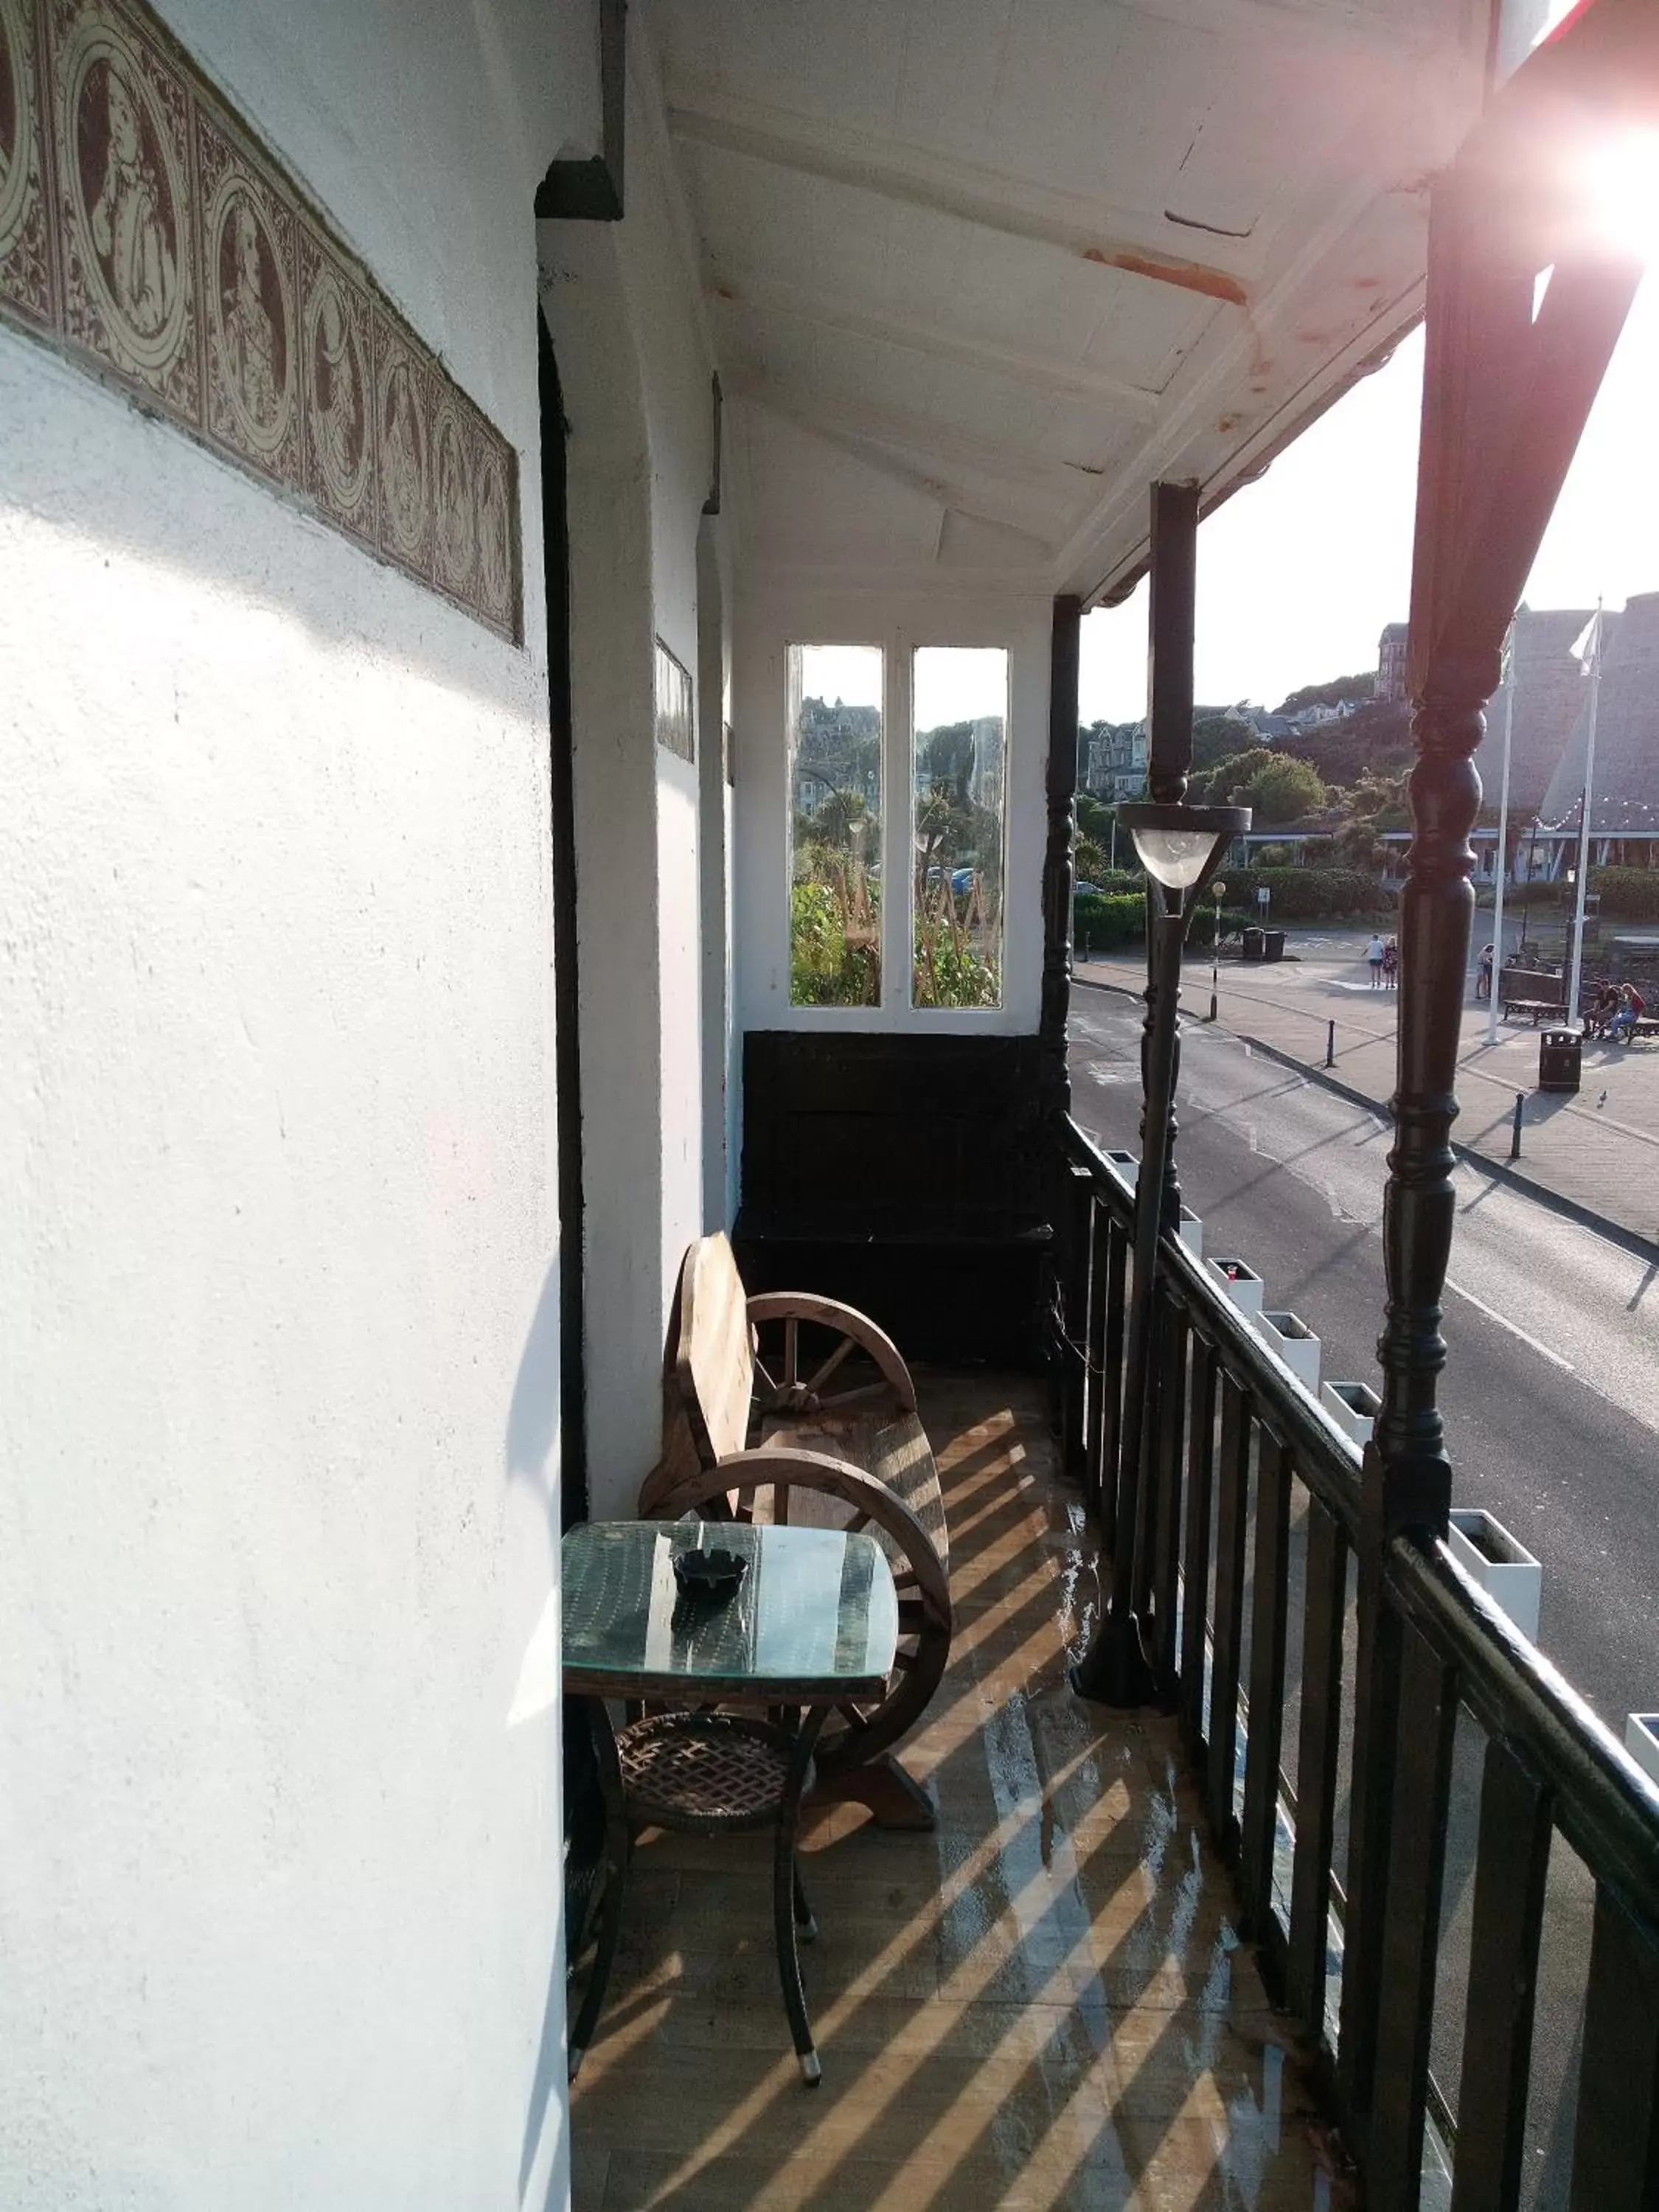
(1077, 926, 1659, 1253)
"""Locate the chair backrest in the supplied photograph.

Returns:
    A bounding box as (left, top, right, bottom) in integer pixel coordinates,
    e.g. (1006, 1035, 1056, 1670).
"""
(672, 1232, 754, 1464)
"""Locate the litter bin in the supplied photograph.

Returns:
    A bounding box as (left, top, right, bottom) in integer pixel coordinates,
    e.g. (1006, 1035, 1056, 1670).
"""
(1242, 926, 1265, 962)
(1538, 1029, 1582, 1095)
(1264, 928, 1286, 963)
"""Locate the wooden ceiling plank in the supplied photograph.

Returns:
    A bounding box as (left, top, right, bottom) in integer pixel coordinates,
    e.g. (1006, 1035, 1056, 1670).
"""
(667, 77, 1253, 305)
(708, 268, 1161, 414)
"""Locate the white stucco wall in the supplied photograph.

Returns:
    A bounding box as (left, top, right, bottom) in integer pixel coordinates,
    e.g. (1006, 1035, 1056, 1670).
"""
(733, 582, 1054, 1040)
(0, 3, 607, 2205)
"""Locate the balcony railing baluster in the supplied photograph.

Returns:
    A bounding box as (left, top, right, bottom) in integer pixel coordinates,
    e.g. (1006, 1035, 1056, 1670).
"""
(1368, 1619, 1460, 2208)
(1208, 1374, 1253, 1863)
(1061, 1158, 1093, 1481)
(1178, 1333, 1219, 1765)
(1098, 1211, 1128, 1553)
(1450, 1733, 1552, 2212)
(1150, 1293, 1189, 1683)
(1285, 1493, 1347, 2044)
(1240, 1430, 1293, 1957)
(1083, 1195, 1112, 1526)
(1569, 1885, 1659, 2210)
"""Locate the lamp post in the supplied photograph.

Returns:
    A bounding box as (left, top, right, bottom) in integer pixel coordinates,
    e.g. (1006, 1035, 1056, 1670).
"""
(1207, 879, 1228, 1022)
(1072, 800, 1250, 1707)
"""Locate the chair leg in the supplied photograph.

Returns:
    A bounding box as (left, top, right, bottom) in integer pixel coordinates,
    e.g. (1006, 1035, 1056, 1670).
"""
(773, 1705, 829, 2086)
(793, 1860, 817, 1944)
(568, 1699, 630, 2083)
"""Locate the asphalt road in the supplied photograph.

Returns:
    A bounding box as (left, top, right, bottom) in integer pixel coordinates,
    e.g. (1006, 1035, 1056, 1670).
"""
(1069, 982, 1659, 2208)
(1070, 982, 1659, 1731)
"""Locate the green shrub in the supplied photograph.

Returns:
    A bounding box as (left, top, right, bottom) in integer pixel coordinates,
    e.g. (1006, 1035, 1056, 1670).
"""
(1072, 891, 1146, 952)
(1592, 867, 1659, 922)
(1071, 898, 1250, 955)
(1222, 866, 1390, 921)
(790, 880, 880, 1005)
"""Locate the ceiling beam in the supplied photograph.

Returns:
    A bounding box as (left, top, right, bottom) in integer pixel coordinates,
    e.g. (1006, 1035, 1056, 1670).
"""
(667, 80, 1251, 307)
(740, 381, 1068, 541)
(725, 372, 1109, 493)
(785, 424, 1055, 552)
(708, 267, 1162, 417)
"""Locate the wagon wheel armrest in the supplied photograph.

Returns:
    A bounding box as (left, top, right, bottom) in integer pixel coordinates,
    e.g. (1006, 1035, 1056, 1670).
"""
(743, 1293, 918, 1413)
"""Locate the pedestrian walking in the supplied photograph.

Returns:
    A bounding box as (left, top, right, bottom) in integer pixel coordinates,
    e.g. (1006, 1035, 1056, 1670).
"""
(1365, 931, 1385, 989)
(1382, 939, 1399, 990)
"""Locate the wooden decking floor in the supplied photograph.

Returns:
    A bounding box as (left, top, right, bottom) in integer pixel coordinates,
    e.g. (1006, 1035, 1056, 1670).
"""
(569, 1372, 1351, 2211)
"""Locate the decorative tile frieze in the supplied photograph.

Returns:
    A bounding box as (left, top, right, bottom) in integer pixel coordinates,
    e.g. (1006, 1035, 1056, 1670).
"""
(0, 0, 521, 644)
(0, 0, 56, 331)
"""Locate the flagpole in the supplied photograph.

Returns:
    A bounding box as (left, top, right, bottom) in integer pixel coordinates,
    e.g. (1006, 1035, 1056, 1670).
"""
(1486, 625, 1516, 1049)
(1567, 601, 1603, 1032)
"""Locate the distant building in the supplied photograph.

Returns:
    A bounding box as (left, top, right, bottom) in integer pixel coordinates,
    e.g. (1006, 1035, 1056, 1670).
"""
(1472, 605, 1593, 819)
(1539, 594, 1659, 856)
(1085, 721, 1148, 799)
(1377, 622, 1410, 702)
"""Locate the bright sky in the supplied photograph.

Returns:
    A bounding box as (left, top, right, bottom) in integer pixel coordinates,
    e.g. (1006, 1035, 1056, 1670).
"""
(799, 642, 1010, 726)
(1080, 268, 1659, 723)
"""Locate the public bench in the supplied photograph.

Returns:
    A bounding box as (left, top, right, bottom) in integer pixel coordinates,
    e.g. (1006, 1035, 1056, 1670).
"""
(1498, 964, 1568, 1023)
(638, 1232, 953, 1829)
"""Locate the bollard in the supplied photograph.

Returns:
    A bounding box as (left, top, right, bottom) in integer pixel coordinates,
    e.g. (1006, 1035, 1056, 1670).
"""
(1325, 1018, 1335, 1069)
(1511, 1091, 1524, 1161)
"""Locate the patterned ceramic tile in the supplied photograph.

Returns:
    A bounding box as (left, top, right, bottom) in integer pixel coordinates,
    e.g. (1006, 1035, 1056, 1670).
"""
(195, 102, 299, 488)
(297, 218, 373, 544)
(0, 0, 521, 641)
(473, 410, 518, 641)
(431, 378, 477, 611)
(0, 0, 57, 330)
(49, 0, 198, 421)
(373, 305, 433, 584)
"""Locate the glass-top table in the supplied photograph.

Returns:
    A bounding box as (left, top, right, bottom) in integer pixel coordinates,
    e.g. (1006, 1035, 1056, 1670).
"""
(561, 1518, 898, 1703)
(561, 1518, 900, 2087)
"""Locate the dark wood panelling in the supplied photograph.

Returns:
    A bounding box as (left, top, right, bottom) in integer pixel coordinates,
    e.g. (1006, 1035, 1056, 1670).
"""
(736, 1031, 1048, 1366)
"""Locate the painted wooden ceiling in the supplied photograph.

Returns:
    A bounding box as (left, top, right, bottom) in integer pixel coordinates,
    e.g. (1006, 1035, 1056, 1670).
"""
(644, 0, 1490, 602)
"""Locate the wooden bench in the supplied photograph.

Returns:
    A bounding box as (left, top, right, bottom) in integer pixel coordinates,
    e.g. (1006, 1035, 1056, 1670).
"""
(639, 1233, 953, 1829)
(1498, 965, 1568, 1024)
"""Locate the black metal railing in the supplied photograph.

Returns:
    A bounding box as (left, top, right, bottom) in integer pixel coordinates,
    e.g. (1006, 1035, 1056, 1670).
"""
(1054, 1113, 1659, 2209)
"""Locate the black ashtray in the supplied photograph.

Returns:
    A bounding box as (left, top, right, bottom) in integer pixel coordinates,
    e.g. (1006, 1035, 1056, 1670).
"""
(672, 1548, 748, 1602)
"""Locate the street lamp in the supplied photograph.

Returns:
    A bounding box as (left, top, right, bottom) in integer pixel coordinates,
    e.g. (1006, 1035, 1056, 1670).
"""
(1207, 880, 1228, 1023)
(1072, 801, 1250, 1707)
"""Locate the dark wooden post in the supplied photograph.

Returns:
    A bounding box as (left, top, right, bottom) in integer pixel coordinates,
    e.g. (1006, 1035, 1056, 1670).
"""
(1041, 597, 1082, 1430)
(1146, 484, 1197, 804)
(1338, 154, 1642, 2143)
(1040, 595, 1082, 1128)
(1141, 482, 1199, 1243)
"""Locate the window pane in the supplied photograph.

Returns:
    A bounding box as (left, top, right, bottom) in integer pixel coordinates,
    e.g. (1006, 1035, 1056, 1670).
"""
(911, 647, 1008, 1010)
(788, 644, 883, 1008)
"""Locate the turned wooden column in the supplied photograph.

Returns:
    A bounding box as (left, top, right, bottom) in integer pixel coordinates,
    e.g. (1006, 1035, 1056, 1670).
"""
(1338, 141, 1641, 2138)
(1141, 482, 1199, 1242)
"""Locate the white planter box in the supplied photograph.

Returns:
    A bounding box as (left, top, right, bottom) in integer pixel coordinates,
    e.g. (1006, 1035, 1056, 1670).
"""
(1254, 1310, 1321, 1394)
(1178, 1208, 1203, 1259)
(1104, 1149, 1138, 1189)
(1447, 1509, 1542, 1643)
(1208, 1258, 1264, 1316)
(1625, 1715, 1659, 1789)
(1321, 1380, 1379, 1447)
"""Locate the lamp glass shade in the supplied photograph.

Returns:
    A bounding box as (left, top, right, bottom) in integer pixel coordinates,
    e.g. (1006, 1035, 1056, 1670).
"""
(1131, 824, 1226, 891)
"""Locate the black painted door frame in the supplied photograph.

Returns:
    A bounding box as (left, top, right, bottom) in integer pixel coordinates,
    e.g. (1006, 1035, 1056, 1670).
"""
(538, 306, 588, 1531)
